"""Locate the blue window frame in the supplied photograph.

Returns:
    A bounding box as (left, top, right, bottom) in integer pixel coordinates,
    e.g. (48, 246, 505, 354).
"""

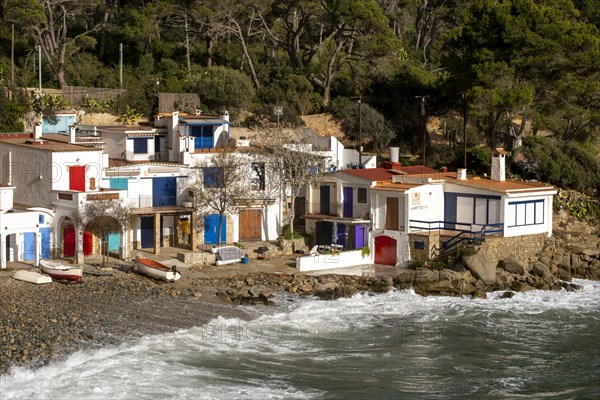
(507, 200, 544, 227)
(132, 138, 148, 154)
(204, 167, 223, 188)
(39, 214, 45, 224)
(414, 241, 425, 250)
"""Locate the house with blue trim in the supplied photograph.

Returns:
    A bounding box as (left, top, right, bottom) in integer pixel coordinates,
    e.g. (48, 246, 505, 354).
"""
(370, 151, 557, 266)
(303, 150, 557, 268)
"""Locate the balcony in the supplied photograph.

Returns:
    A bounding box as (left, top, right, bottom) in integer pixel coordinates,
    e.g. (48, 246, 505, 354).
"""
(129, 196, 194, 213)
(304, 202, 370, 222)
(52, 190, 125, 208)
(124, 150, 170, 162)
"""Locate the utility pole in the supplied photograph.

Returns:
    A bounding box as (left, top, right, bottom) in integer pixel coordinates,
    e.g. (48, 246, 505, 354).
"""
(358, 96, 363, 169)
(462, 92, 467, 169)
(119, 43, 123, 88)
(36, 45, 42, 94)
(11, 25, 15, 84)
(415, 95, 428, 165)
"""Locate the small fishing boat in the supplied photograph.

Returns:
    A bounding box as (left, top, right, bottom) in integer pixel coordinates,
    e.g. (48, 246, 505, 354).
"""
(14, 270, 52, 284)
(40, 260, 84, 283)
(215, 246, 244, 266)
(135, 256, 181, 281)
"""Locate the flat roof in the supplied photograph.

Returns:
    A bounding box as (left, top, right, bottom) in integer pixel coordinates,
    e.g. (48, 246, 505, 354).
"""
(95, 125, 158, 136)
(0, 137, 102, 152)
(371, 181, 424, 192)
(395, 171, 556, 194)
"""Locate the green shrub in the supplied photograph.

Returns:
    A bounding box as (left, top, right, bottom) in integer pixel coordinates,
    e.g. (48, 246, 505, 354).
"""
(361, 246, 371, 258)
(513, 136, 600, 195)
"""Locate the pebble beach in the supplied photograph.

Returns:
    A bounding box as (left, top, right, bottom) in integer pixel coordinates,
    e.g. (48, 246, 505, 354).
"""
(0, 265, 248, 375)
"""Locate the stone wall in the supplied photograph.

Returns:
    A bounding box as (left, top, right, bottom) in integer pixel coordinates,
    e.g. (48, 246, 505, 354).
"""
(409, 232, 440, 262)
(475, 233, 547, 265)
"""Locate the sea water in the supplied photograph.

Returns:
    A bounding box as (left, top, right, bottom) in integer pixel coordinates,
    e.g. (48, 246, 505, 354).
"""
(1, 279, 599, 399)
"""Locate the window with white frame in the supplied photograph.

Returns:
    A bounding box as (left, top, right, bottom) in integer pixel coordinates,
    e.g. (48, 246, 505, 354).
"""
(506, 200, 544, 227)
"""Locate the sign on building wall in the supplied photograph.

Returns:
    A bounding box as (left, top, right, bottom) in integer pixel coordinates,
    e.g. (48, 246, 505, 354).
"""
(412, 192, 421, 206)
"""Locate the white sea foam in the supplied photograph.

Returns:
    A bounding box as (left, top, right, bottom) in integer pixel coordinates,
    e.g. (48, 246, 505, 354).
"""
(1, 280, 598, 399)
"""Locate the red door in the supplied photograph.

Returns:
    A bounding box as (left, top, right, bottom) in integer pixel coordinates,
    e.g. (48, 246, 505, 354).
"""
(69, 166, 86, 192)
(63, 225, 75, 257)
(83, 231, 93, 255)
(375, 236, 397, 266)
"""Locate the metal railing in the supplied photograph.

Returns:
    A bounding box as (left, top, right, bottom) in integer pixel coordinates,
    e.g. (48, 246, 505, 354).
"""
(409, 219, 504, 255)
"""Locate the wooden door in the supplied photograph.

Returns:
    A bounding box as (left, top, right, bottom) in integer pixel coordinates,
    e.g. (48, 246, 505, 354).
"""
(385, 197, 399, 230)
(375, 236, 397, 266)
(63, 225, 75, 257)
(239, 209, 262, 241)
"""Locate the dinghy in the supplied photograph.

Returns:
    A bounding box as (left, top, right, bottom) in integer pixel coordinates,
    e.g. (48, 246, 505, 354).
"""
(215, 246, 245, 266)
(13, 270, 52, 284)
(40, 260, 83, 283)
(135, 256, 181, 281)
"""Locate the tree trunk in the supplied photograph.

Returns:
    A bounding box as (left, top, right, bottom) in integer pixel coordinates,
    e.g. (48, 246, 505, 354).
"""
(217, 213, 224, 245)
(288, 193, 296, 234)
(206, 35, 213, 68)
(184, 13, 191, 72)
(320, 39, 344, 110)
(228, 15, 261, 89)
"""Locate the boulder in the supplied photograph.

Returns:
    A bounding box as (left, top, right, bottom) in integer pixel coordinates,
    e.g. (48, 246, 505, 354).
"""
(501, 291, 515, 299)
(510, 281, 535, 292)
(557, 266, 572, 282)
(500, 256, 526, 275)
(216, 291, 232, 302)
(248, 286, 261, 297)
(394, 270, 416, 284)
(531, 262, 549, 277)
(473, 290, 487, 299)
(463, 251, 497, 285)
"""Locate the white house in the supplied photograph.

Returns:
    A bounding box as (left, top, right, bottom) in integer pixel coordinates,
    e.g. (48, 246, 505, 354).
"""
(0, 128, 127, 265)
(369, 152, 557, 266)
(0, 183, 54, 269)
(303, 163, 437, 252)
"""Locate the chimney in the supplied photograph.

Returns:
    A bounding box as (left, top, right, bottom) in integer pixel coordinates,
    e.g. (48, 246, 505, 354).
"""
(389, 147, 399, 163)
(34, 123, 42, 139)
(195, 109, 202, 116)
(491, 148, 507, 181)
(68, 125, 76, 144)
(223, 110, 229, 121)
(457, 168, 467, 180)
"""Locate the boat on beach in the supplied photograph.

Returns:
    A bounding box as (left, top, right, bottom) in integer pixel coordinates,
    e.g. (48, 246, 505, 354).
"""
(40, 260, 84, 283)
(215, 246, 244, 266)
(135, 256, 181, 281)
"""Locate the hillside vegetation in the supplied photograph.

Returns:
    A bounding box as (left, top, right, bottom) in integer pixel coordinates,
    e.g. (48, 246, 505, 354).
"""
(0, 0, 597, 192)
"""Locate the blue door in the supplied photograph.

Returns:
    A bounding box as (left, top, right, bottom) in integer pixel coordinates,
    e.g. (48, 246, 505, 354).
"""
(444, 193, 457, 229)
(343, 187, 353, 217)
(334, 223, 346, 247)
(23, 232, 35, 261)
(152, 177, 177, 207)
(355, 225, 366, 249)
(108, 232, 120, 251)
(40, 228, 51, 259)
(140, 217, 154, 248)
(191, 126, 214, 150)
(204, 214, 226, 244)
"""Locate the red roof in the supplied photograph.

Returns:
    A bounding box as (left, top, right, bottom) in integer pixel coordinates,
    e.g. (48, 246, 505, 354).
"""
(339, 165, 437, 182)
(339, 168, 396, 181)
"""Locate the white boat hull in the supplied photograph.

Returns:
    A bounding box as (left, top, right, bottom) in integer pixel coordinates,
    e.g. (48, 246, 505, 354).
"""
(135, 257, 181, 281)
(13, 270, 52, 284)
(40, 260, 83, 282)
